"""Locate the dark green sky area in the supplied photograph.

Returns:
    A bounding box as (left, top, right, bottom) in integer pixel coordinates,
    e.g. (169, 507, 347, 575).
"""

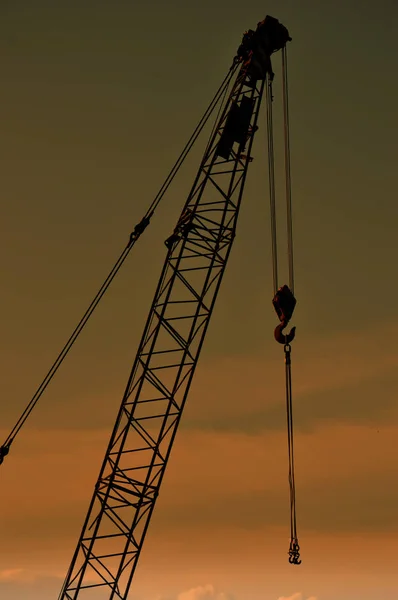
(1, 0, 398, 424)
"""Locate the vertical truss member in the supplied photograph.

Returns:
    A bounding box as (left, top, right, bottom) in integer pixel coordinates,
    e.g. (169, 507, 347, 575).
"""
(58, 16, 291, 600)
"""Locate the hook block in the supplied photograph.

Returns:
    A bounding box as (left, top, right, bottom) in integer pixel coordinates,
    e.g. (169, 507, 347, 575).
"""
(272, 284, 296, 324)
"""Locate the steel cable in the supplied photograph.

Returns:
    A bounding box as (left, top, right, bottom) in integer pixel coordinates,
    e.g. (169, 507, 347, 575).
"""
(0, 61, 239, 464)
(268, 46, 300, 564)
(282, 46, 294, 295)
(266, 75, 279, 296)
(285, 344, 301, 564)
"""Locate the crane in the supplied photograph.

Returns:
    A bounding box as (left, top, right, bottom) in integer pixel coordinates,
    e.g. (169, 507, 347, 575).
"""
(1, 15, 299, 599)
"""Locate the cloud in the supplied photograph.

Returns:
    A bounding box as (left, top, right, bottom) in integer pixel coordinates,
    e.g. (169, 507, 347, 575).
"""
(0, 569, 23, 581)
(277, 594, 317, 600)
(177, 584, 232, 600)
(0, 569, 64, 584)
(0, 571, 67, 600)
(181, 321, 398, 434)
(2, 422, 398, 548)
(153, 584, 233, 600)
(3, 320, 398, 437)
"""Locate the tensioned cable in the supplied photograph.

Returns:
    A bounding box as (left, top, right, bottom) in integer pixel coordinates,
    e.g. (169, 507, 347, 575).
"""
(266, 74, 279, 296)
(282, 46, 294, 295)
(280, 45, 300, 563)
(0, 60, 239, 464)
(204, 61, 237, 157)
(285, 343, 300, 564)
(267, 47, 300, 564)
(146, 61, 239, 217)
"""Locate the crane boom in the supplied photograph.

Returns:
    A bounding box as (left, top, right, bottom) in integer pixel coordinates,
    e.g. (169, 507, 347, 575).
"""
(59, 16, 291, 600)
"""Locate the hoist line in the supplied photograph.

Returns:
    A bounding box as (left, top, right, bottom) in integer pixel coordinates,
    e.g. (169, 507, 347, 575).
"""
(266, 75, 279, 296)
(0, 62, 239, 463)
(285, 344, 298, 543)
(267, 48, 300, 563)
(282, 46, 294, 295)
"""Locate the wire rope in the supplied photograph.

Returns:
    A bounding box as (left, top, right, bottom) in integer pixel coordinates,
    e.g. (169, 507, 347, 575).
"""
(0, 61, 239, 465)
(268, 46, 300, 564)
(266, 75, 279, 296)
(282, 46, 294, 295)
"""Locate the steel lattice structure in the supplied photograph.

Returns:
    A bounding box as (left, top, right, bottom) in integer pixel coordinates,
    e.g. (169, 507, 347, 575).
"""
(59, 15, 291, 600)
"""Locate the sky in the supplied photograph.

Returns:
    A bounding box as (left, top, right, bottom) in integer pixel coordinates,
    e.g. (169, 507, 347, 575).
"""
(1, 1, 398, 599)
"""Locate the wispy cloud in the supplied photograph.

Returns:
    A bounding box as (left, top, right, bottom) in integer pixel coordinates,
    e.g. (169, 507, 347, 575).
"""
(153, 584, 233, 600)
(2, 422, 398, 543)
(180, 320, 398, 433)
(3, 321, 398, 436)
(0, 569, 23, 581)
(0, 569, 65, 584)
(177, 584, 232, 600)
(277, 593, 317, 600)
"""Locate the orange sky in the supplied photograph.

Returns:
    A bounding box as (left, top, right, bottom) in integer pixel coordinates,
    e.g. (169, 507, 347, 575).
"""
(1, 2, 398, 600)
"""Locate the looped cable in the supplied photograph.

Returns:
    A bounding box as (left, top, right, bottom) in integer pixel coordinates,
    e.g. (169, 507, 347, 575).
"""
(284, 342, 301, 564)
(288, 538, 301, 565)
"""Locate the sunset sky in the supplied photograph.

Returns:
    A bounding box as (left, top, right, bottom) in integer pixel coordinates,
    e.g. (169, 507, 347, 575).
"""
(1, 2, 398, 600)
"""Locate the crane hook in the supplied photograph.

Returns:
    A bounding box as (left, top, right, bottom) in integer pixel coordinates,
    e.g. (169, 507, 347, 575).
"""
(274, 321, 296, 345)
